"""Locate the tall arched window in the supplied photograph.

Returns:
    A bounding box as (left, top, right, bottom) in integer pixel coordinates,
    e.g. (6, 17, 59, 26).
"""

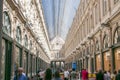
(3, 11, 11, 36)
(83, 50, 85, 56)
(103, 34, 109, 48)
(92, 44, 94, 54)
(16, 26, 22, 43)
(114, 0, 120, 4)
(30, 40, 32, 50)
(103, 0, 107, 15)
(87, 47, 89, 55)
(24, 35, 28, 48)
(114, 27, 120, 44)
(96, 40, 99, 51)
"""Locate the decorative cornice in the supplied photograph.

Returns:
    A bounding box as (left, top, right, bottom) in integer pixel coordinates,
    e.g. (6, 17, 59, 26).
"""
(6, 0, 50, 61)
(6, 0, 26, 24)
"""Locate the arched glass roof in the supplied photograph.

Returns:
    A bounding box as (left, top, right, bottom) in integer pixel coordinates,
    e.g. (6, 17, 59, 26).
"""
(41, 0, 80, 40)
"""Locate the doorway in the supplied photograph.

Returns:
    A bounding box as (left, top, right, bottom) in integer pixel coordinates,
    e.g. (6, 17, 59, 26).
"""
(1, 39, 12, 80)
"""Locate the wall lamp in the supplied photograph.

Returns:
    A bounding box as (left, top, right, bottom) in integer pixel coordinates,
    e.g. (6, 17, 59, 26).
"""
(73, 51, 76, 54)
(88, 36, 93, 40)
(81, 43, 85, 46)
(101, 22, 110, 27)
(76, 47, 80, 50)
(100, 22, 111, 31)
(101, 22, 112, 32)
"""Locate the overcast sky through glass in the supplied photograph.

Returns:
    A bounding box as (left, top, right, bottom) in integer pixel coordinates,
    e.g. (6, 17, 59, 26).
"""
(41, 0, 80, 41)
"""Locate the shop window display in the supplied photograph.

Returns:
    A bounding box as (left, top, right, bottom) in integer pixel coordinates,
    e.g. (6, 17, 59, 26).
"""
(96, 54, 101, 71)
(104, 52, 111, 71)
(115, 49, 120, 71)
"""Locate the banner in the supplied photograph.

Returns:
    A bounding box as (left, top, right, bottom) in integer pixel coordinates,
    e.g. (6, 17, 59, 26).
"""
(72, 62, 76, 70)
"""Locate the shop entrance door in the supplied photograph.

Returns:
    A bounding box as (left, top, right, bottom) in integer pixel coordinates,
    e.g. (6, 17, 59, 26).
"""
(1, 39, 12, 80)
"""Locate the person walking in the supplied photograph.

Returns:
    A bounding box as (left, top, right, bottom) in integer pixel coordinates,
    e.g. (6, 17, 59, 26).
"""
(104, 71, 111, 80)
(39, 70, 44, 80)
(64, 69, 69, 80)
(14, 67, 27, 80)
(81, 69, 88, 80)
(111, 70, 117, 80)
(71, 69, 77, 80)
(115, 70, 120, 80)
(54, 70, 61, 80)
(107, 71, 111, 80)
(96, 70, 104, 80)
(44, 68, 52, 80)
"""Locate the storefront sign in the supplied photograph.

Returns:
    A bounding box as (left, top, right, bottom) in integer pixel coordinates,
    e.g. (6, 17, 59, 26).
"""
(72, 62, 76, 70)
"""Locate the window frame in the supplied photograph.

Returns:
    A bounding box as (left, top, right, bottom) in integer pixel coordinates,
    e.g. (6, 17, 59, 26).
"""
(3, 11, 11, 36)
(16, 26, 22, 43)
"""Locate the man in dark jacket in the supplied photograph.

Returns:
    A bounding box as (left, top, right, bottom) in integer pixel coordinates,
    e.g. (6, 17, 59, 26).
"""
(116, 70, 120, 80)
(96, 70, 104, 80)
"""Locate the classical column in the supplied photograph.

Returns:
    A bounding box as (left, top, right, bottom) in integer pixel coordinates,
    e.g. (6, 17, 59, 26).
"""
(101, 23, 113, 72)
(40, 58, 42, 69)
(41, 59, 43, 69)
(55, 61, 56, 69)
(109, 27, 114, 73)
(11, 41, 16, 79)
(63, 61, 65, 68)
(0, 0, 3, 78)
(21, 47, 24, 67)
(59, 61, 61, 68)
(30, 54, 33, 77)
(99, 29, 104, 71)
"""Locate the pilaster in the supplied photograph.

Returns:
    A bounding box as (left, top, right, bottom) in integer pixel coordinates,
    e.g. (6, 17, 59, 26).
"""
(0, 0, 3, 78)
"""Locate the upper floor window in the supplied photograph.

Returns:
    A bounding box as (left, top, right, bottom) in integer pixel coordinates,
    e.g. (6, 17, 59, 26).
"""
(16, 26, 22, 43)
(91, 44, 94, 54)
(96, 40, 100, 51)
(95, 4, 99, 24)
(114, 26, 120, 44)
(95, 5, 97, 24)
(30, 40, 32, 50)
(3, 11, 11, 36)
(24, 35, 28, 48)
(103, 0, 107, 16)
(114, 0, 120, 4)
(103, 34, 109, 48)
(87, 47, 89, 55)
(90, 14, 94, 30)
(83, 50, 85, 57)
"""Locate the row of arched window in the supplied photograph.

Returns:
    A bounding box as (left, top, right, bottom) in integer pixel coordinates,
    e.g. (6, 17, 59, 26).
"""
(2, 11, 31, 49)
(79, 26, 120, 57)
(96, 27, 120, 51)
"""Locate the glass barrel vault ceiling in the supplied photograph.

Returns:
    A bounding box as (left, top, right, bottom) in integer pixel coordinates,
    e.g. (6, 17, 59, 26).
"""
(41, 0, 80, 41)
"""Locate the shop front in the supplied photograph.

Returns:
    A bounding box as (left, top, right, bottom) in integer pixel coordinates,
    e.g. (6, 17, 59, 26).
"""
(114, 48, 120, 71)
(23, 51, 28, 76)
(15, 46, 22, 69)
(1, 38, 12, 80)
(113, 26, 120, 71)
(96, 54, 101, 71)
(91, 58, 94, 73)
(103, 51, 111, 71)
